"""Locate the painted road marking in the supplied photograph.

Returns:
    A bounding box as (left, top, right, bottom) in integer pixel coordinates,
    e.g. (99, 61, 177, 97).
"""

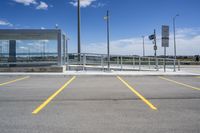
(32, 76, 76, 115)
(0, 76, 29, 86)
(159, 76, 200, 91)
(117, 76, 157, 110)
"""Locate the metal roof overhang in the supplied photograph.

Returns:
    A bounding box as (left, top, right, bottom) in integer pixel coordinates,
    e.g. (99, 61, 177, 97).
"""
(0, 29, 62, 40)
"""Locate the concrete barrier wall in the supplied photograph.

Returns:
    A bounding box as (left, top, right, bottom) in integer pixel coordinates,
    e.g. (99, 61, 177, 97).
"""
(0, 66, 66, 73)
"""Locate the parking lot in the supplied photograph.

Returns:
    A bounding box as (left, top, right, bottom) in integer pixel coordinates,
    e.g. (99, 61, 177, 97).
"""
(0, 75, 199, 133)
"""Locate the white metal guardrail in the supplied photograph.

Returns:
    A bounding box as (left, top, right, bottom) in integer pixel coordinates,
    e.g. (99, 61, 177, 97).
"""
(0, 52, 180, 71)
(66, 53, 180, 72)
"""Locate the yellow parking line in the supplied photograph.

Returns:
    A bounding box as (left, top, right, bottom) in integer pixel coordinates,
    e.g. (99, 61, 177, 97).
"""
(117, 76, 157, 111)
(32, 76, 76, 115)
(159, 76, 200, 91)
(0, 76, 29, 86)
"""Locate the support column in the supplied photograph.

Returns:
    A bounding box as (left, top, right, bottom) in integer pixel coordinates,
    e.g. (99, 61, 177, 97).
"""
(57, 31, 62, 66)
(66, 39, 69, 70)
(9, 40, 16, 67)
(62, 35, 66, 64)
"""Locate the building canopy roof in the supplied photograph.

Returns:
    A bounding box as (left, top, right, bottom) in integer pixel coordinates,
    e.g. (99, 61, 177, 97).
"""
(0, 29, 65, 40)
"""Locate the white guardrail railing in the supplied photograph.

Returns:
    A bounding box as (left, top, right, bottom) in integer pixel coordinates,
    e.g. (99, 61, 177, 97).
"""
(0, 53, 180, 72)
(66, 53, 180, 72)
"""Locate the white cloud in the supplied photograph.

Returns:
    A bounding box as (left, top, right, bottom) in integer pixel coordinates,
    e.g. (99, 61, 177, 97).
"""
(91, 2, 105, 8)
(82, 27, 200, 56)
(0, 20, 13, 27)
(36, 1, 48, 10)
(13, 0, 49, 10)
(13, 0, 37, 6)
(176, 27, 200, 38)
(70, 0, 96, 8)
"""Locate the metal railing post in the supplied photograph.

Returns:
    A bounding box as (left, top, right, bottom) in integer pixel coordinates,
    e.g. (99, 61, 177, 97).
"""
(133, 56, 135, 69)
(156, 58, 159, 71)
(148, 57, 151, 69)
(178, 60, 181, 71)
(117, 56, 119, 66)
(101, 55, 104, 71)
(121, 56, 123, 71)
(139, 57, 141, 71)
(83, 54, 86, 71)
(77, 53, 81, 65)
(66, 53, 70, 71)
(163, 58, 166, 72)
(173, 59, 176, 72)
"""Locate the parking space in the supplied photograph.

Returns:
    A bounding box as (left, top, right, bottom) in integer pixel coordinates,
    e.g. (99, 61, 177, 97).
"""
(160, 76, 200, 89)
(0, 76, 29, 86)
(0, 76, 73, 101)
(121, 76, 200, 99)
(56, 76, 135, 101)
(0, 75, 199, 133)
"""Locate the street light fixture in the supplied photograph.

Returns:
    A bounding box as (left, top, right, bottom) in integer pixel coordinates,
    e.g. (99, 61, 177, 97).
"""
(173, 14, 179, 71)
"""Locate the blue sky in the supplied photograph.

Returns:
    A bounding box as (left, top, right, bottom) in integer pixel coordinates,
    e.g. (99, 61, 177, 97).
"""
(0, 0, 200, 55)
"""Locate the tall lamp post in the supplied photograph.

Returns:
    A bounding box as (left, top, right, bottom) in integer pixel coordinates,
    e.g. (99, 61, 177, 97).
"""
(142, 36, 145, 57)
(104, 10, 110, 71)
(77, 0, 81, 62)
(173, 14, 179, 71)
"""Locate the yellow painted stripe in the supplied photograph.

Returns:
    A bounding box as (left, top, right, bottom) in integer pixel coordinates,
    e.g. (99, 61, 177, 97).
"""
(0, 76, 29, 86)
(32, 76, 76, 115)
(117, 76, 157, 110)
(159, 76, 200, 91)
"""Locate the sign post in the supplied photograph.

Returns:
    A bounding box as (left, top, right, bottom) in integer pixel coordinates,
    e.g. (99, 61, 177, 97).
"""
(162, 25, 169, 72)
(149, 29, 158, 70)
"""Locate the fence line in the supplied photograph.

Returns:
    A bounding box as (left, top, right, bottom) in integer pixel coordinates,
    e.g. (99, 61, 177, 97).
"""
(0, 52, 180, 71)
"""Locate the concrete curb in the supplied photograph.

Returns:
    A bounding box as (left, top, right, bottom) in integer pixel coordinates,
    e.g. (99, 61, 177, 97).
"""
(0, 71, 199, 76)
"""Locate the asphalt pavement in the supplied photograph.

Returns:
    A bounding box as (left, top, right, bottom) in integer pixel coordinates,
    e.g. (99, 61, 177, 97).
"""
(0, 75, 199, 133)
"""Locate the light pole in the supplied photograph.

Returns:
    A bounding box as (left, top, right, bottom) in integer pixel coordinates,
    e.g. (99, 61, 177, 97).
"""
(77, 0, 81, 62)
(104, 10, 110, 71)
(153, 29, 158, 71)
(142, 36, 145, 57)
(153, 29, 157, 57)
(173, 14, 179, 71)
